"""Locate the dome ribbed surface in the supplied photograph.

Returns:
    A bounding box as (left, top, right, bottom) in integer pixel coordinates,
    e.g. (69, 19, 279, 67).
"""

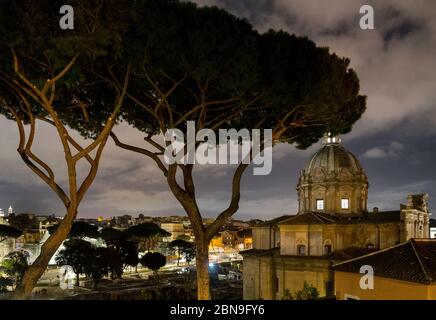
(305, 143, 363, 174)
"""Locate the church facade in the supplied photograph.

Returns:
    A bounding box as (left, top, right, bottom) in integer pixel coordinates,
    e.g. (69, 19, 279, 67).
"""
(242, 136, 430, 299)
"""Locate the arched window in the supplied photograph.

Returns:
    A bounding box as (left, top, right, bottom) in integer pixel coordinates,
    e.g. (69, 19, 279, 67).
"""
(341, 198, 349, 209)
(316, 199, 324, 210)
(297, 244, 306, 256)
(324, 244, 332, 254)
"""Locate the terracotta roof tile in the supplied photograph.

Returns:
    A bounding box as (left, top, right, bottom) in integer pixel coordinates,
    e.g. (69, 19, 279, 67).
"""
(256, 215, 293, 227)
(332, 239, 436, 284)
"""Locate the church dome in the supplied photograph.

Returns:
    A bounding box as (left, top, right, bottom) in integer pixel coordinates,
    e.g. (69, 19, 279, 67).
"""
(297, 135, 368, 216)
(305, 138, 364, 175)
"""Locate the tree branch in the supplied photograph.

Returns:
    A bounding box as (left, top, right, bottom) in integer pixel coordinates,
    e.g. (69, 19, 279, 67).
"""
(205, 163, 249, 240)
(72, 64, 131, 162)
(76, 65, 132, 202)
(110, 131, 168, 176)
(41, 55, 78, 96)
(4, 102, 70, 208)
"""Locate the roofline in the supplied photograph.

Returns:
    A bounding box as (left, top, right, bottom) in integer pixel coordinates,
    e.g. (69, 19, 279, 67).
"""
(331, 241, 409, 268)
(410, 239, 431, 282)
(332, 239, 436, 283)
(256, 215, 294, 227)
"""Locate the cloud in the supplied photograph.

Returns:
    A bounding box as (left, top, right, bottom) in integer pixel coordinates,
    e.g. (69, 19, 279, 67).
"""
(363, 147, 389, 159)
(368, 179, 436, 211)
(362, 141, 404, 159)
(195, 0, 436, 139)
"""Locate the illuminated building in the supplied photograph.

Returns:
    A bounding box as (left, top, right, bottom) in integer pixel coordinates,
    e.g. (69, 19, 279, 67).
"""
(333, 239, 436, 300)
(209, 235, 224, 251)
(242, 135, 430, 299)
(160, 222, 186, 241)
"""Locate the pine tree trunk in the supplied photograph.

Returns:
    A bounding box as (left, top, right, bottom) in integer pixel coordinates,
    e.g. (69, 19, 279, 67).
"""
(14, 206, 77, 299)
(195, 239, 211, 300)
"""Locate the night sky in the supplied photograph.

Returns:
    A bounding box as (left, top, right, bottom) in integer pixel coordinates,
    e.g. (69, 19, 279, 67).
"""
(1, 0, 435, 220)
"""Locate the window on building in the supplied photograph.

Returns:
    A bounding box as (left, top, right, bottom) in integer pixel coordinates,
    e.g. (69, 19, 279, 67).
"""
(325, 281, 334, 296)
(316, 199, 324, 210)
(276, 277, 279, 293)
(324, 244, 332, 255)
(297, 244, 306, 256)
(341, 198, 349, 209)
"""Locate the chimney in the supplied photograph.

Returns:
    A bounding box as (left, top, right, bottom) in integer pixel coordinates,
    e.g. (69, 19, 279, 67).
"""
(373, 207, 379, 214)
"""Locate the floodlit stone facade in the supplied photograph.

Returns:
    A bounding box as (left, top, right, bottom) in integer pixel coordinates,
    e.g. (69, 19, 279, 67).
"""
(242, 136, 430, 300)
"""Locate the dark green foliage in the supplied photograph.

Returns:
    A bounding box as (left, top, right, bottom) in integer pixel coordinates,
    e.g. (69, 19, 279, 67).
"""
(83, 246, 111, 289)
(0, 0, 129, 79)
(0, 225, 23, 242)
(98, 246, 123, 280)
(0, 250, 29, 285)
(0, 0, 129, 59)
(119, 240, 139, 270)
(294, 282, 320, 300)
(48, 221, 99, 239)
(282, 289, 293, 300)
(169, 239, 195, 265)
(252, 30, 366, 148)
(0, 277, 14, 293)
(69, 221, 100, 239)
(100, 228, 139, 274)
(121, 0, 259, 134)
(169, 239, 192, 249)
(100, 227, 128, 246)
(140, 252, 167, 273)
(183, 243, 196, 265)
(55, 238, 93, 285)
(106, 239, 138, 277)
(176, 235, 191, 242)
(0, 0, 130, 137)
(127, 223, 171, 239)
(56, 236, 139, 285)
(71, 0, 365, 148)
(127, 223, 171, 252)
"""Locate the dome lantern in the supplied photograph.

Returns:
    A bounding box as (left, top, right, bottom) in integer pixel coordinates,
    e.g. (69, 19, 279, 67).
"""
(323, 132, 341, 145)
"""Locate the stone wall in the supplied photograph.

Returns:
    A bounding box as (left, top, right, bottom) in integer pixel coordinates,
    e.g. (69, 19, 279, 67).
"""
(243, 255, 276, 300)
(279, 222, 404, 256)
(252, 226, 280, 250)
(275, 257, 333, 299)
